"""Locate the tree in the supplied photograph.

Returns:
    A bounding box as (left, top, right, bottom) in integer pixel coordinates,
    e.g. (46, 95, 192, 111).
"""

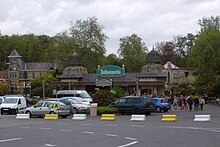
(105, 54, 121, 66)
(198, 16, 220, 32)
(69, 17, 108, 72)
(118, 34, 147, 72)
(0, 82, 10, 95)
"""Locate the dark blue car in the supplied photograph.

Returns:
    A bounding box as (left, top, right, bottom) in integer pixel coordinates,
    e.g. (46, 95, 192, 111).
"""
(152, 98, 171, 112)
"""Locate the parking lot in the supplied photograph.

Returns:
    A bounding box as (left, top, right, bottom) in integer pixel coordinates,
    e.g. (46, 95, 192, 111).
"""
(0, 104, 220, 147)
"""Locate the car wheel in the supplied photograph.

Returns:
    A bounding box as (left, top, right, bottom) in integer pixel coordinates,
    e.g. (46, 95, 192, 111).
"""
(61, 115, 67, 118)
(15, 108, 19, 114)
(146, 112, 151, 115)
(25, 111, 32, 118)
(49, 111, 56, 114)
(72, 108, 78, 114)
(155, 107, 161, 113)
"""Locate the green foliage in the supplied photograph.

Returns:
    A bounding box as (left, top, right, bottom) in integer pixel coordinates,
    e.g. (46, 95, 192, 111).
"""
(92, 90, 117, 106)
(86, 106, 119, 115)
(111, 86, 126, 98)
(31, 72, 56, 98)
(118, 33, 147, 72)
(0, 82, 10, 95)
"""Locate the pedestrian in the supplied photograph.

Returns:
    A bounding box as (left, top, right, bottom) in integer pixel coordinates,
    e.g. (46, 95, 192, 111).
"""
(187, 96, 193, 111)
(199, 97, 205, 111)
(172, 96, 178, 110)
(194, 97, 199, 111)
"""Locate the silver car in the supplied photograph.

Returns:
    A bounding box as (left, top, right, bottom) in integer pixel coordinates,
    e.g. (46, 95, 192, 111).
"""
(66, 98, 90, 114)
(24, 101, 70, 118)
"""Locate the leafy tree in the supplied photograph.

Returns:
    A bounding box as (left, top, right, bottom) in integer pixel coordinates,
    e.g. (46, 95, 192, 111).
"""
(31, 71, 56, 98)
(69, 17, 108, 72)
(198, 16, 220, 32)
(0, 82, 10, 95)
(118, 33, 147, 72)
(105, 54, 121, 66)
(92, 90, 116, 106)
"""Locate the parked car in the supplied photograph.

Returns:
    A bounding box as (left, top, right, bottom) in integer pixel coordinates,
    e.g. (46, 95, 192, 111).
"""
(65, 98, 90, 114)
(0, 96, 5, 104)
(24, 100, 70, 118)
(56, 90, 93, 104)
(108, 96, 155, 115)
(0, 95, 27, 114)
(152, 97, 171, 112)
(61, 97, 91, 105)
(44, 98, 73, 113)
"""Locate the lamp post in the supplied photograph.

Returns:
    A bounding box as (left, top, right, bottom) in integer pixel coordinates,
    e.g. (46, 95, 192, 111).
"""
(43, 80, 45, 99)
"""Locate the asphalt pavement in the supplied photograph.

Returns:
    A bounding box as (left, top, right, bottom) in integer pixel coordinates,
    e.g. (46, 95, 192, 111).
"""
(0, 104, 219, 147)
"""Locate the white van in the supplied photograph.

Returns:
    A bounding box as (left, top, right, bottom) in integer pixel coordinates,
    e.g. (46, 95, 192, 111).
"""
(56, 90, 93, 103)
(0, 95, 27, 114)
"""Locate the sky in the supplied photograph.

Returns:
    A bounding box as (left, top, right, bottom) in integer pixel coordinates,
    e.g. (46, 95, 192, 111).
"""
(0, 0, 220, 55)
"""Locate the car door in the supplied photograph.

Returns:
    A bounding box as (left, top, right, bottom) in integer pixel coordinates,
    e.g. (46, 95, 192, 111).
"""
(31, 102, 44, 115)
(41, 102, 51, 115)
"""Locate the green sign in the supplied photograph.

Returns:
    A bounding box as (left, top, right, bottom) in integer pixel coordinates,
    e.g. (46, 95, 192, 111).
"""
(97, 65, 125, 77)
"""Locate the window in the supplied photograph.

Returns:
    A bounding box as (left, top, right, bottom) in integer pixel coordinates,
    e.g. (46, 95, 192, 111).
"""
(18, 99, 21, 104)
(10, 83, 17, 92)
(27, 72, 33, 79)
(9, 71, 17, 79)
(126, 98, 134, 104)
(118, 99, 126, 104)
(133, 98, 141, 104)
(35, 102, 44, 107)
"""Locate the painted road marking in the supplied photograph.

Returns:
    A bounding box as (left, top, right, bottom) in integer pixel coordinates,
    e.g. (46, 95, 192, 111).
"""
(106, 124, 119, 127)
(131, 125, 145, 128)
(105, 134, 118, 137)
(80, 123, 94, 126)
(44, 143, 57, 146)
(117, 141, 139, 147)
(18, 126, 30, 129)
(60, 129, 72, 132)
(0, 138, 22, 143)
(82, 131, 95, 134)
(40, 128, 51, 130)
(161, 126, 220, 133)
(124, 137, 137, 140)
(56, 123, 70, 125)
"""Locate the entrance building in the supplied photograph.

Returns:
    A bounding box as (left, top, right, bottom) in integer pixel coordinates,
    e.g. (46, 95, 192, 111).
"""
(51, 50, 167, 96)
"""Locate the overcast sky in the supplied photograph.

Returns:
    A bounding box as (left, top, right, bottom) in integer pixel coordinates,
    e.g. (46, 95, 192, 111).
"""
(0, 0, 219, 54)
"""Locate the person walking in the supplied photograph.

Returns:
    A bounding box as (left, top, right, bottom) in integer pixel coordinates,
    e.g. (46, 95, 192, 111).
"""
(187, 96, 193, 111)
(199, 97, 205, 111)
(194, 97, 199, 111)
(172, 96, 178, 110)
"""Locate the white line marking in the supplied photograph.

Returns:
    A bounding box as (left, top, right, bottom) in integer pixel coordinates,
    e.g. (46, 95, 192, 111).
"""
(82, 131, 95, 134)
(80, 124, 94, 126)
(124, 137, 137, 140)
(106, 124, 119, 127)
(105, 134, 118, 137)
(40, 128, 51, 130)
(161, 126, 220, 133)
(18, 126, 30, 129)
(131, 125, 145, 128)
(117, 141, 139, 147)
(57, 123, 70, 125)
(60, 129, 72, 132)
(0, 138, 22, 143)
(44, 143, 57, 146)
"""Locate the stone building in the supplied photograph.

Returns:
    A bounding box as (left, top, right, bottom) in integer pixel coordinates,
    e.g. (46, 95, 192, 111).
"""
(5, 49, 55, 95)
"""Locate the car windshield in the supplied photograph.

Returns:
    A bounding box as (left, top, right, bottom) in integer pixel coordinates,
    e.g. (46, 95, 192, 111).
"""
(79, 92, 91, 98)
(68, 99, 81, 104)
(3, 98, 18, 104)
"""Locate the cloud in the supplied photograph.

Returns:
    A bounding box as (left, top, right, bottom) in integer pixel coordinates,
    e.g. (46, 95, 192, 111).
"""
(0, 0, 220, 55)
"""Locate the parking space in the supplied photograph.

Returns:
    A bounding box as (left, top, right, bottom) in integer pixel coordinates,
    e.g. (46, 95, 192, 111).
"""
(0, 104, 220, 147)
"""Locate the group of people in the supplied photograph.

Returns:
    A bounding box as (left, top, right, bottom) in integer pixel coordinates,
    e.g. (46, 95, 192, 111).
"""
(172, 95, 205, 111)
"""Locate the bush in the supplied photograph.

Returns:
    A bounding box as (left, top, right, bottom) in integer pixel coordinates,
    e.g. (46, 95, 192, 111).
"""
(92, 90, 117, 106)
(86, 106, 118, 115)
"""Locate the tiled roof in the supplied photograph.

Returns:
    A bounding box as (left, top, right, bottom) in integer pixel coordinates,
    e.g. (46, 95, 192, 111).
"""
(25, 62, 52, 70)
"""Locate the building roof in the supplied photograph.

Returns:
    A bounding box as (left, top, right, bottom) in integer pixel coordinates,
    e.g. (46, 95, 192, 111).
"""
(8, 49, 22, 58)
(69, 53, 83, 66)
(25, 62, 52, 70)
(147, 49, 160, 63)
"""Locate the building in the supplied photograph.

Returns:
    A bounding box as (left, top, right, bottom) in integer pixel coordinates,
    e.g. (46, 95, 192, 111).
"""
(5, 49, 55, 95)
(51, 50, 167, 96)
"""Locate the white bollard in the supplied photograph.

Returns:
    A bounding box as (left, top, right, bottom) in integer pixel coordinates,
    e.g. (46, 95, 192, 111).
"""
(130, 115, 146, 121)
(72, 114, 87, 120)
(16, 114, 30, 119)
(194, 115, 211, 122)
